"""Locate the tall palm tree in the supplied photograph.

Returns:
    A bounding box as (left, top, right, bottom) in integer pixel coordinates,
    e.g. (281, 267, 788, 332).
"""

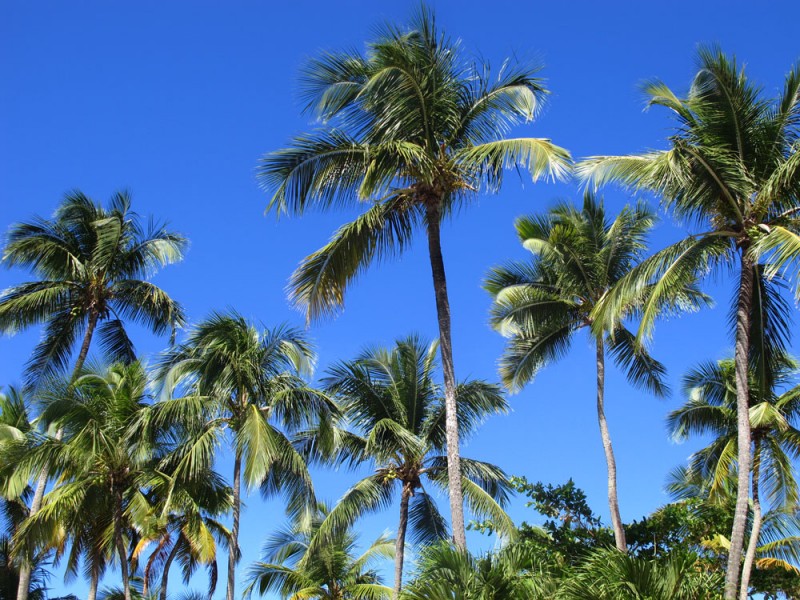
(258, 6, 571, 547)
(669, 353, 800, 599)
(578, 49, 800, 596)
(0, 191, 186, 600)
(156, 311, 332, 600)
(484, 194, 698, 551)
(17, 362, 167, 600)
(298, 336, 514, 599)
(244, 504, 394, 599)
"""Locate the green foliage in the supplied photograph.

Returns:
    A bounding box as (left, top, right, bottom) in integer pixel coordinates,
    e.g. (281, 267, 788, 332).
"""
(14, 362, 170, 600)
(1, 528, 50, 600)
(670, 355, 800, 509)
(402, 542, 722, 599)
(402, 541, 559, 600)
(259, 5, 570, 322)
(485, 193, 692, 393)
(0, 191, 186, 384)
(155, 311, 331, 599)
(558, 548, 723, 599)
(244, 504, 393, 599)
(156, 311, 328, 503)
(298, 336, 513, 557)
(473, 477, 614, 568)
(625, 499, 728, 562)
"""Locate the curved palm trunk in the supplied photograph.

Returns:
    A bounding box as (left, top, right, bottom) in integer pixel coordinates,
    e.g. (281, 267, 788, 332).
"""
(17, 311, 99, 600)
(739, 441, 762, 600)
(393, 482, 412, 600)
(596, 338, 626, 552)
(424, 205, 466, 549)
(226, 451, 242, 600)
(725, 256, 755, 599)
(144, 534, 172, 597)
(159, 539, 182, 600)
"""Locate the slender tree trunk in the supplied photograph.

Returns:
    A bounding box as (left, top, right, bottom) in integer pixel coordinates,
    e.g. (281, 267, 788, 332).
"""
(725, 254, 755, 600)
(393, 482, 412, 600)
(596, 338, 627, 552)
(226, 452, 242, 600)
(160, 539, 182, 600)
(739, 442, 762, 600)
(87, 568, 99, 600)
(17, 311, 99, 600)
(72, 311, 99, 381)
(145, 533, 175, 597)
(114, 490, 132, 600)
(424, 205, 466, 549)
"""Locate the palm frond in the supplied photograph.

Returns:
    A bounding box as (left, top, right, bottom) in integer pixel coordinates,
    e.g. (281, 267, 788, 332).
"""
(456, 137, 571, 192)
(288, 196, 418, 322)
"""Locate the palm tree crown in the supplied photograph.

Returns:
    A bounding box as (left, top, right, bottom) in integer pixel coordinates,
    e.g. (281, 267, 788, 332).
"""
(245, 504, 394, 599)
(670, 356, 800, 506)
(0, 191, 186, 384)
(260, 7, 569, 320)
(485, 193, 687, 393)
(298, 336, 513, 598)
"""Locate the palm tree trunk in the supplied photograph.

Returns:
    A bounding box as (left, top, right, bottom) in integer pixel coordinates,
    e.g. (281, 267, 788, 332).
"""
(17, 311, 99, 600)
(87, 568, 99, 600)
(160, 540, 182, 600)
(144, 534, 172, 597)
(393, 482, 412, 600)
(596, 338, 626, 552)
(114, 489, 132, 600)
(72, 311, 100, 380)
(226, 451, 242, 600)
(424, 204, 466, 549)
(739, 441, 762, 600)
(725, 255, 755, 600)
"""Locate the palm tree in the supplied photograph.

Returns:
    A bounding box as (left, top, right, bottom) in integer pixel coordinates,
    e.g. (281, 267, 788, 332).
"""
(669, 353, 800, 599)
(0, 389, 51, 600)
(2, 385, 113, 600)
(484, 194, 697, 551)
(298, 336, 514, 599)
(0, 191, 186, 600)
(578, 49, 800, 596)
(401, 542, 558, 600)
(134, 468, 231, 600)
(258, 6, 571, 547)
(0, 190, 186, 383)
(244, 504, 394, 599)
(17, 362, 167, 600)
(557, 548, 723, 600)
(668, 465, 800, 598)
(0, 537, 50, 600)
(156, 311, 332, 600)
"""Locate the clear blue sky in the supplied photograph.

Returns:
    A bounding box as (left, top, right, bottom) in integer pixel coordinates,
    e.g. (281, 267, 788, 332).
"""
(2, 1, 799, 597)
